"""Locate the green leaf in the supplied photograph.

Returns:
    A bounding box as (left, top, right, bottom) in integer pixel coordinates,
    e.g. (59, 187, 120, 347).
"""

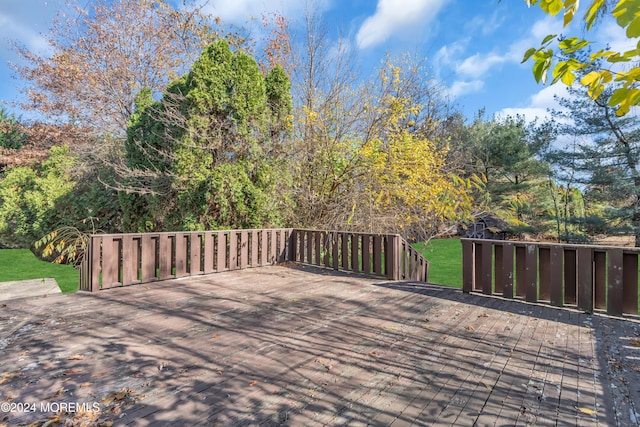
(522, 47, 537, 63)
(541, 33, 557, 45)
(608, 87, 629, 107)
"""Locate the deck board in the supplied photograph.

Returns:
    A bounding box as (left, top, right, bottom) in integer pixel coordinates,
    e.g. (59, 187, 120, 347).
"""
(0, 265, 639, 426)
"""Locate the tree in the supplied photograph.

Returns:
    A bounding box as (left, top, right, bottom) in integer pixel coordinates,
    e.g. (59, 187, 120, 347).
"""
(449, 112, 556, 235)
(546, 79, 640, 245)
(523, 0, 640, 116)
(0, 107, 27, 151)
(120, 39, 293, 232)
(12, 0, 231, 138)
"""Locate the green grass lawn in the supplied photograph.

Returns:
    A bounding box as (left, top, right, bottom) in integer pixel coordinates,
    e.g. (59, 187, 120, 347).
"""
(0, 249, 78, 293)
(414, 238, 462, 288)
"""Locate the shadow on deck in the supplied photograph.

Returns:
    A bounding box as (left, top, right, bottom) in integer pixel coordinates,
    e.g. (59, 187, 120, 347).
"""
(1, 265, 639, 426)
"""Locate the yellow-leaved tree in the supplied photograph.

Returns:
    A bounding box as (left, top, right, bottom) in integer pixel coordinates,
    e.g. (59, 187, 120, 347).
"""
(359, 62, 480, 241)
(523, 0, 640, 116)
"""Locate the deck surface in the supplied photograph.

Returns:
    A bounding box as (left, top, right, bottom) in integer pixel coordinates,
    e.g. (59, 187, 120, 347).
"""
(1, 265, 640, 426)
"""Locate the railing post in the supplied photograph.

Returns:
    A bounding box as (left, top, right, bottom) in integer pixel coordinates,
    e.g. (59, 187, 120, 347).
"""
(385, 235, 400, 280)
(462, 239, 473, 293)
(502, 242, 514, 299)
(577, 247, 594, 313)
(608, 249, 624, 316)
(525, 244, 538, 303)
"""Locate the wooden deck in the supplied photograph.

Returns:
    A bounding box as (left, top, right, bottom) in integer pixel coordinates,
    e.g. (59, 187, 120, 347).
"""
(1, 265, 639, 426)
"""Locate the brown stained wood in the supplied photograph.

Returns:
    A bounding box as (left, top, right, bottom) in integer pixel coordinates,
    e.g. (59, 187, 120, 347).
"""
(251, 231, 259, 267)
(191, 234, 202, 275)
(297, 230, 305, 263)
(475, 242, 484, 292)
(307, 231, 314, 265)
(550, 246, 563, 307)
(362, 235, 371, 275)
(594, 251, 606, 310)
(538, 247, 550, 301)
(0, 266, 628, 426)
(373, 235, 382, 276)
(482, 241, 493, 295)
(121, 235, 136, 286)
(351, 234, 359, 272)
(502, 242, 514, 299)
(159, 235, 172, 279)
(260, 231, 268, 266)
(515, 245, 526, 297)
(341, 233, 349, 270)
(278, 230, 287, 262)
(102, 236, 119, 288)
(577, 247, 593, 313)
(204, 233, 214, 274)
(175, 233, 187, 278)
(525, 244, 538, 303)
(217, 232, 228, 271)
(386, 235, 399, 280)
(494, 244, 504, 294)
(91, 236, 101, 291)
(229, 232, 238, 270)
(462, 239, 473, 293)
(332, 233, 340, 270)
(623, 252, 638, 315)
(314, 231, 321, 266)
(240, 231, 249, 269)
(270, 230, 277, 264)
(323, 232, 331, 268)
(564, 249, 577, 305)
(608, 249, 624, 316)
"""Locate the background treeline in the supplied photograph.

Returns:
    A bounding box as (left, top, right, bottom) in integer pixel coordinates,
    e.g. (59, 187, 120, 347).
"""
(1, 0, 639, 256)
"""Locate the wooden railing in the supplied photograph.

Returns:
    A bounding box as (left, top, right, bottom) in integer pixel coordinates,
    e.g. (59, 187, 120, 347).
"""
(289, 230, 428, 282)
(462, 238, 640, 317)
(79, 228, 428, 291)
(79, 229, 293, 291)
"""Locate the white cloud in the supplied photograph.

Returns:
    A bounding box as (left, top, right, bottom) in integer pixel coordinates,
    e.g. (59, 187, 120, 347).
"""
(448, 80, 484, 98)
(496, 84, 569, 123)
(465, 10, 505, 37)
(356, 0, 449, 49)
(456, 52, 506, 78)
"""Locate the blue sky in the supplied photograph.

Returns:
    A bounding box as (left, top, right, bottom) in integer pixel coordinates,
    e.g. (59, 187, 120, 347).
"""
(0, 0, 633, 122)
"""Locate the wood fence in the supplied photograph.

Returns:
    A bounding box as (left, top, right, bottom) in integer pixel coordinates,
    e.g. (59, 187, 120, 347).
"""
(462, 238, 640, 317)
(79, 229, 428, 291)
(289, 230, 428, 282)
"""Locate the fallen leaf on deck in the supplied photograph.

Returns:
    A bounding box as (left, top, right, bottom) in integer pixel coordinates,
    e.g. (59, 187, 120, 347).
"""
(478, 313, 489, 318)
(250, 380, 258, 386)
(576, 406, 596, 415)
(630, 339, 640, 346)
(465, 325, 475, 331)
(67, 354, 84, 360)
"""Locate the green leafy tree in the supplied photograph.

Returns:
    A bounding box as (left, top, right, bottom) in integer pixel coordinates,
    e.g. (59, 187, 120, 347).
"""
(0, 147, 75, 247)
(451, 112, 554, 234)
(121, 39, 293, 232)
(0, 107, 27, 151)
(546, 79, 640, 245)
